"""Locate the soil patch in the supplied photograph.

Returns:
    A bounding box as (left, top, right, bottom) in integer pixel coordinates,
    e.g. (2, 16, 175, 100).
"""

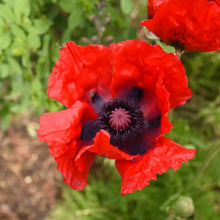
(0, 115, 62, 220)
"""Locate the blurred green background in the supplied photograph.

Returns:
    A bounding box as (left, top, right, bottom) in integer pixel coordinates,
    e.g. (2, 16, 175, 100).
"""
(0, 0, 220, 219)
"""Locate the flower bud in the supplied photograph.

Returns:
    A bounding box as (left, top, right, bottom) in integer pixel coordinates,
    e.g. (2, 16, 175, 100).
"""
(173, 196, 194, 219)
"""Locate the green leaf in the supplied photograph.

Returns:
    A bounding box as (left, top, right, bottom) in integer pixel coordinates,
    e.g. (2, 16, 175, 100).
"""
(32, 79, 42, 93)
(61, 29, 72, 43)
(0, 19, 4, 34)
(25, 16, 51, 34)
(27, 33, 41, 50)
(33, 16, 51, 34)
(14, 0, 31, 21)
(11, 47, 25, 56)
(155, 40, 175, 54)
(0, 31, 11, 50)
(59, 0, 80, 13)
(21, 51, 31, 69)
(68, 7, 83, 30)
(7, 56, 23, 74)
(42, 34, 50, 57)
(23, 17, 32, 27)
(0, 4, 16, 22)
(0, 64, 10, 78)
(10, 24, 26, 40)
(120, 0, 133, 14)
(3, 0, 16, 8)
(0, 112, 11, 131)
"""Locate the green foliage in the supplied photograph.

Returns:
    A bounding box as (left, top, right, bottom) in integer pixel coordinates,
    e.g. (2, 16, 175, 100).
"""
(0, 0, 139, 130)
(0, 0, 61, 129)
(120, 0, 133, 14)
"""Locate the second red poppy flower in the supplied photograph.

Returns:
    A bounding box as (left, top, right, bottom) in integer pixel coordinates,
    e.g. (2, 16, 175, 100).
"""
(142, 0, 220, 52)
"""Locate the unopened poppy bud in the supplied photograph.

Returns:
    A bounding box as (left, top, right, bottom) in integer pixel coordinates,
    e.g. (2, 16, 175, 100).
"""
(173, 196, 194, 218)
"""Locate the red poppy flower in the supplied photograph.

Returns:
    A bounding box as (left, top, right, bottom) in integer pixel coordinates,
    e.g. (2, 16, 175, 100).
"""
(142, 0, 220, 52)
(38, 40, 196, 195)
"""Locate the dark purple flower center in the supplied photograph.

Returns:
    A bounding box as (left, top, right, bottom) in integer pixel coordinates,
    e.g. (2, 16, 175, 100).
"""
(80, 87, 161, 155)
(97, 98, 145, 148)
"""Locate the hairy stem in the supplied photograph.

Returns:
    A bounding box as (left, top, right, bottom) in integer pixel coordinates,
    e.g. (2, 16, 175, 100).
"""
(186, 142, 220, 191)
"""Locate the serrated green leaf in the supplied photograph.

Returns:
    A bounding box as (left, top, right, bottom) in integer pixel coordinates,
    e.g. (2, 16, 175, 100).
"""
(0, 4, 16, 22)
(23, 17, 32, 27)
(14, 0, 31, 21)
(9, 40, 26, 56)
(10, 24, 26, 40)
(25, 16, 51, 34)
(120, 0, 133, 14)
(27, 33, 41, 50)
(33, 16, 51, 34)
(7, 56, 23, 74)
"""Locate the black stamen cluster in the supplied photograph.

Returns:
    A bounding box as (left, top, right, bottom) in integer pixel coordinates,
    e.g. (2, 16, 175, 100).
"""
(97, 98, 145, 147)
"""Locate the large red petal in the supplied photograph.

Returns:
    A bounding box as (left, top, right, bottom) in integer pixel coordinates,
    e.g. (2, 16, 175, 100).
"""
(160, 55, 192, 108)
(116, 137, 196, 195)
(38, 101, 97, 147)
(110, 40, 192, 109)
(142, 0, 220, 52)
(54, 141, 96, 190)
(140, 73, 172, 139)
(48, 41, 112, 107)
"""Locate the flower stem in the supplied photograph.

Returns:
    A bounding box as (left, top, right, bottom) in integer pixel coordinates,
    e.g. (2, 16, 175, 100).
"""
(186, 142, 220, 191)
